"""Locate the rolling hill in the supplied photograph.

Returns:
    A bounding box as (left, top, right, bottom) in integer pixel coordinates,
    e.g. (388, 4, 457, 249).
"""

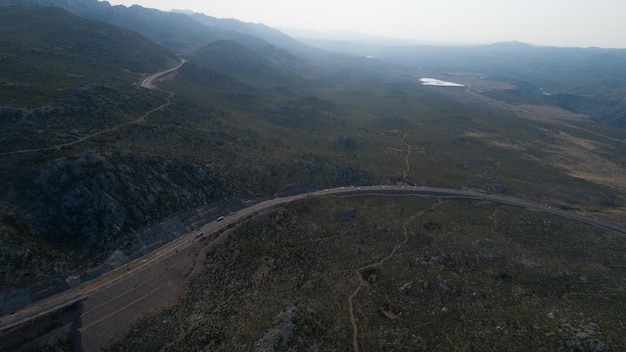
(298, 36, 626, 127)
(0, 5, 177, 106)
(190, 40, 307, 87)
(0, 0, 298, 53)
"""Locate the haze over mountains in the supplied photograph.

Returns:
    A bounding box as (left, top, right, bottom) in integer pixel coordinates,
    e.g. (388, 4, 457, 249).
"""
(1, 0, 626, 350)
(4, 0, 626, 126)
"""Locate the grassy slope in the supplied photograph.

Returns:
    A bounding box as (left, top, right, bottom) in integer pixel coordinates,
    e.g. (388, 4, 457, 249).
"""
(157, 60, 626, 217)
(0, 5, 177, 107)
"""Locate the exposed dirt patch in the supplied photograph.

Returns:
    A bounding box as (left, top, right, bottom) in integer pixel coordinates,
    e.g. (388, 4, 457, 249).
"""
(480, 129, 626, 191)
(516, 105, 590, 122)
(490, 140, 526, 151)
(462, 77, 516, 93)
(437, 82, 592, 127)
(459, 92, 625, 193)
(380, 305, 399, 320)
(465, 131, 529, 152)
(528, 129, 626, 191)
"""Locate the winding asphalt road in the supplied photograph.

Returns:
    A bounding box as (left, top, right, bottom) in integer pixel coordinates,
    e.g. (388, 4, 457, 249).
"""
(140, 59, 186, 89)
(0, 59, 187, 157)
(1, 184, 624, 338)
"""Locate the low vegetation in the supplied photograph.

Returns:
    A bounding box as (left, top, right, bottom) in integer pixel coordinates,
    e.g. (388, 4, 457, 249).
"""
(110, 196, 626, 351)
(1, 3, 626, 350)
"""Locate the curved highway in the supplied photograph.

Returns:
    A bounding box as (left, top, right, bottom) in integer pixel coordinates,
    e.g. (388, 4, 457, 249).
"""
(2, 184, 624, 336)
(141, 59, 186, 89)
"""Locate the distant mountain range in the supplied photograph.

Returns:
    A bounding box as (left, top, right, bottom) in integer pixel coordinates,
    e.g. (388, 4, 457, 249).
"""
(0, 5, 178, 105)
(0, 0, 306, 53)
(7, 0, 624, 124)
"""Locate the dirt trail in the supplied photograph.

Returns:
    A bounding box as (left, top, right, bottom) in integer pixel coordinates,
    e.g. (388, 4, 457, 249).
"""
(348, 199, 442, 352)
(349, 132, 433, 352)
(2, 95, 174, 156)
(401, 131, 412, 182)
(1, 61, 183, 157)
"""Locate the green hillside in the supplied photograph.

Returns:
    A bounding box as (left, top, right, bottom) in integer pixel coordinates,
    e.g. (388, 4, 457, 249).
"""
(0, 5, 177, 106)
(191, 40, 296, 85)
(190, 40, 317, 87)
(0, 0, 281, 53)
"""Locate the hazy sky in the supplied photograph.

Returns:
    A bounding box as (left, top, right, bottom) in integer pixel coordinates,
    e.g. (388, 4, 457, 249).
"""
(105, 0, 626, 48)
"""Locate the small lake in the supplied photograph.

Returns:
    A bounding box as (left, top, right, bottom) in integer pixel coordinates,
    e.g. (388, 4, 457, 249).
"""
(420, 78, 464, 87)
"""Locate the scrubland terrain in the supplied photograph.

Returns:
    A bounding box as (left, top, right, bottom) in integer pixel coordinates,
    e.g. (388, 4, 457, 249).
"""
(1, 1, 626, 350)
(110, 196, 626, 351)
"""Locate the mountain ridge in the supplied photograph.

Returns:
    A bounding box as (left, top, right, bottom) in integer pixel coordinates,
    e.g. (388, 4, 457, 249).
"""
(0, 5, 177, 106)
(0, 0, 306, 54)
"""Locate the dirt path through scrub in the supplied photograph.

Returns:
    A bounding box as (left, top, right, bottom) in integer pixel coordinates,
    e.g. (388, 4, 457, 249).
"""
(1, 60, 185, 156)
(401, 131, 412, 182)
(348, 199, 442, 352)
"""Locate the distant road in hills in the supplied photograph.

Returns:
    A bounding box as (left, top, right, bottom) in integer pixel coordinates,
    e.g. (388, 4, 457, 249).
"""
(0, 60, 187, 157)
(141, 59, 186, 89)
(2, 184, 625, 351)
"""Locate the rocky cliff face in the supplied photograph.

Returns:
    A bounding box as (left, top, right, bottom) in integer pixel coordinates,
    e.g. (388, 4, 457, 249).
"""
(28, 150, 227, 248)
(0, 149, 237, 313)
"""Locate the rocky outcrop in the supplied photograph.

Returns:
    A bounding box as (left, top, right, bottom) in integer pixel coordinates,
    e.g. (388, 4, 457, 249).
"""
(0, 149, 238, 314)
(28, 150, 228, 247)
